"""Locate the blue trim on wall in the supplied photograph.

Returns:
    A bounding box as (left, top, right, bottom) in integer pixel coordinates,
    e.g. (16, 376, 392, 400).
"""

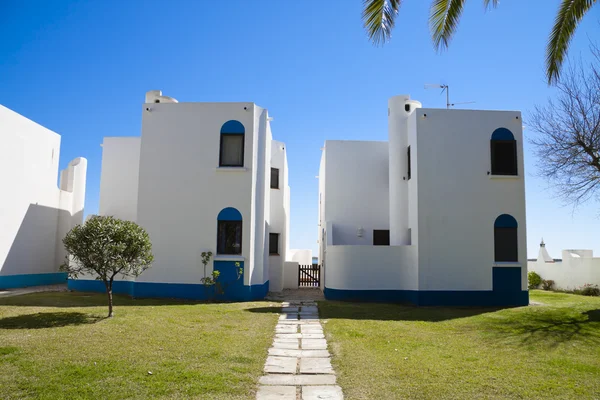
(491, 127, 515, 141)
(220, 120, 245, 134)
(324, 288, 528, 307)
(67, 268, 268, 302)
(325, 267, 527, 307)
(217, 207, 243, 221)
(0, 272, 67, 289)
(494, 214, 518, 228)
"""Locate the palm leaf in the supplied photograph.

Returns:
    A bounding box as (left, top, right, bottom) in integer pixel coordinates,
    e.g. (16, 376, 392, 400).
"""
(362, 0, 402, 45)
(429, 0, 467, 50)
(547, 0, 597, 84)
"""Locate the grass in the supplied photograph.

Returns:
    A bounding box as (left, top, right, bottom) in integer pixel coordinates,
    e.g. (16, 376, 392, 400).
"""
(319, 290, 600, 399)
(0, 291, 279, 399)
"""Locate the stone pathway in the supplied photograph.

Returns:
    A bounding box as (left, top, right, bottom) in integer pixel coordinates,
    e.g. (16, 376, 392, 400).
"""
(257, 300, 343, 400)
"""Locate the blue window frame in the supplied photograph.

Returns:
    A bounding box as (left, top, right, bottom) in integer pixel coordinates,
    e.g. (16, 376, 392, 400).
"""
(494, 214, 518, 262)
(219, 120, 245, 167)
(217, 207, 242, 255)
(491, 128, 517, 176)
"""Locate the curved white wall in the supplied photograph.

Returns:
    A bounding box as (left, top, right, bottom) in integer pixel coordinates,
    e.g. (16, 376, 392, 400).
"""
(389, 96, 421, 246)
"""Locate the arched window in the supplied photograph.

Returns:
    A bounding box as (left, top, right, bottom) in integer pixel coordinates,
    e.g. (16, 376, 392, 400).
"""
(219, 120, 245, 167)
(490, 128, 517, 176)
(494, 214, 518, 262)
(217, 207, 242, 255)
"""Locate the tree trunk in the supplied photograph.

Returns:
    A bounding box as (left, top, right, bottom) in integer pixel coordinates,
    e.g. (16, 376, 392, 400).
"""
(105, 281, 114, 318)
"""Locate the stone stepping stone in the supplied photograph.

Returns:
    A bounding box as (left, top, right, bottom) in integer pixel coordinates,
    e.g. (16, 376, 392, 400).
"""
(302, 385, 344, 400)
(272, 341, 299, 350)
(301, 306, 318, 313)
(301, 333, 324, 339)
(268, 348, 330, 358)
(259, 374, 337, 386)
(281, 307, 299, 313)
(264, 356, 297, 374)
(276, 333, 302, 339)
(301, 339, 328, 350)
(299, 315, 319, 320)
(279, 314, 298, 321)
(300, 326, 323, 333)
(256, 385, 296, 400)
(300, 357, 334, 374)
(275, 326, 298, 334)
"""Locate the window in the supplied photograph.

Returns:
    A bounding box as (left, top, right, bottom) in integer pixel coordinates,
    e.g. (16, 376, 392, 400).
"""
(219, 120, 245, 167)
(373, 230, 390, 246)
(271, 168, 279, 189)
(269, 233, 279, 255)
(494, 214, 518, 262)
(491, 128, 517, 175)
(217, 207, 242, 255)
(407, 146, 411, 180)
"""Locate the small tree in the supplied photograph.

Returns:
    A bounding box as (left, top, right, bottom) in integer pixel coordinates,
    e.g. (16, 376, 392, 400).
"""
(61, 216, 154, 317)
(530, 45, 600, 205)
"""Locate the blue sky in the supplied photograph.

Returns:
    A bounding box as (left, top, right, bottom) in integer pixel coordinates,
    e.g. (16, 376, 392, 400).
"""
(1, 0, 599, 258)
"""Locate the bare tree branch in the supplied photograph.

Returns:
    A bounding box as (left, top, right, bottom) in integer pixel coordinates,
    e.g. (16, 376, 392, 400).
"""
(529, 42, 600, 206)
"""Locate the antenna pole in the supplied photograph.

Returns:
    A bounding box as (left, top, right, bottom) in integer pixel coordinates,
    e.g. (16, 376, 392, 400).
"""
(446, 85, 450, 109)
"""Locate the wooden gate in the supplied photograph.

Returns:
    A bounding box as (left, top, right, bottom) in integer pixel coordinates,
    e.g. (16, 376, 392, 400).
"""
(299, 264, 320, 287)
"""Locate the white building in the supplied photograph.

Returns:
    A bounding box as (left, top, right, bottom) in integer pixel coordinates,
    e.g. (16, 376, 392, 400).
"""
(318, 95, 528, 306)
(528, 240, 600, 290)
(0, 105, 87, 289)
(68, 91, 295, 300)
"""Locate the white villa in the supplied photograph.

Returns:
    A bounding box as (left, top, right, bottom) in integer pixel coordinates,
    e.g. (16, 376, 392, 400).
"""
(66, 90, 312, 300)
(528, 240, 600, 291)
(0, 105, 87, 288)
(318, 95, 528, 306)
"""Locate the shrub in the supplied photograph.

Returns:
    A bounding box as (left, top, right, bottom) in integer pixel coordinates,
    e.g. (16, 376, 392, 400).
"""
(528, 271, 542, 289)
(541, 279, 555, 290)
(580, 284, 600, 296)
(61, 216, 154, 317)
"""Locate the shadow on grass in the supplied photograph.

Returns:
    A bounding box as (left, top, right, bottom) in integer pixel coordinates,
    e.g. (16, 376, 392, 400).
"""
(0, 312, 104, 329)
(0, 291, 212, 308)
(481, 308, 600, 347)
(246, 302, 504, 322)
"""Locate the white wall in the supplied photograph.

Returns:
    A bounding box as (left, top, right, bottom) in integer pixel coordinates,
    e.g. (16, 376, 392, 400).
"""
(529, 249, 600, 290)
(268, 139, 289, 292)
(135, 101, 259, 285)
(322, 141, 390, 246)
(325, 245, 418, 290)
(99, 137, 140, 221)
(0, 105, 86, 278)
(288, 249, 313, 265)
(415, 109, 526, 290)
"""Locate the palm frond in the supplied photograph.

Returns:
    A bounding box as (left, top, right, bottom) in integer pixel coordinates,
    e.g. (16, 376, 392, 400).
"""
(429, 0, 467, 50)
(483, 0, 499, 10)
(547, 0, 597, 84)
(362, 0, 402, 45)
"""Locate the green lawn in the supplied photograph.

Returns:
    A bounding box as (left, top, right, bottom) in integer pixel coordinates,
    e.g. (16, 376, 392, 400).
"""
(319, 291, 600, 399)
(0, 292, 279, 399)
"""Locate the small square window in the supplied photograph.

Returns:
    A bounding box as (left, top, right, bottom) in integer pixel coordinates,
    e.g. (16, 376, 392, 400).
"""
(271, 168, 279, 189)
(269, 233, 279, 255)
(373, 230, 390, 246)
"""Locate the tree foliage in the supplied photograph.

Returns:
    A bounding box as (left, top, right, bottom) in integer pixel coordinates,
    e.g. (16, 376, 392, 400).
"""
(61, 215, 153, 317)
(530, 46, 600, 205)
(361, 0, 597, 83)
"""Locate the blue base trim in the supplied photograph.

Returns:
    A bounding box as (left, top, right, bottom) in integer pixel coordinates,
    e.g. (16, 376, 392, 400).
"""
(0, 272, 68, 289)
(67, 279, 269, 302)
(324, 288, 529, 307)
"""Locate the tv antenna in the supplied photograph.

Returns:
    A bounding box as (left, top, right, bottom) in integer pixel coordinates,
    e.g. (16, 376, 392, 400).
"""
(424, 84, 475, 109)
